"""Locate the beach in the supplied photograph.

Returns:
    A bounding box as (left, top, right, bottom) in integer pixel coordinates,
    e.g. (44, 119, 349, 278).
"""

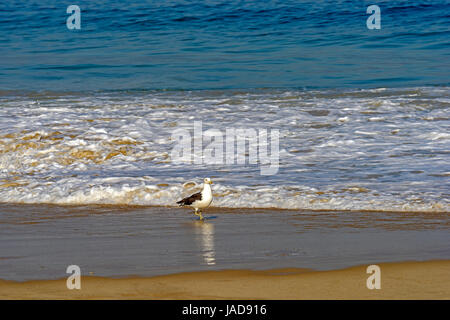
(1, 1, 449, 301)
(0, 205, 449, 299)
(1, 261, 449, 299)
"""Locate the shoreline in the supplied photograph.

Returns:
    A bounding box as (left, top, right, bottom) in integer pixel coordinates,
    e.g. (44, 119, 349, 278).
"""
(1, 204, 449, 282)
(1, 260, 449, 300)
(0, 202, 448, 215)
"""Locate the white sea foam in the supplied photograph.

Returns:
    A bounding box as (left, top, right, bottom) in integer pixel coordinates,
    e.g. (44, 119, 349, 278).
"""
(0, 87, 448, 212)
(0, 179, 447, 212)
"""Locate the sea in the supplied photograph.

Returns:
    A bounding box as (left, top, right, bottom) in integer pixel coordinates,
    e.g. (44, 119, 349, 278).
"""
(0, 0, 449, 213)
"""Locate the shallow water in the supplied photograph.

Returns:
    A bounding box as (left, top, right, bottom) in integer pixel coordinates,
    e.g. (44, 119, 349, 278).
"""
(0, 204, 449, 281)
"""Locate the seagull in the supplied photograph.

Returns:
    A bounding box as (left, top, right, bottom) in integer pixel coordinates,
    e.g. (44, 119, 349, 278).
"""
(177, 178, 213, 220)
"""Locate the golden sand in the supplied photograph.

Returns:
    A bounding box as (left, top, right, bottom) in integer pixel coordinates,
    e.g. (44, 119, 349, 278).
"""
(0, 260, 448, 300)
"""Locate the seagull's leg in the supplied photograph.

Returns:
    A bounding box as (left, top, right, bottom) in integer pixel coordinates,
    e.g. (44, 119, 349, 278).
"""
(198, 210, 204, 221)
(194, 208, 200, 219)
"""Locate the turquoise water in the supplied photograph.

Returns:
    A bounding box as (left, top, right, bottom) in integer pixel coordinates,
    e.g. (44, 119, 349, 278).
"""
(1, 0, 449, 91)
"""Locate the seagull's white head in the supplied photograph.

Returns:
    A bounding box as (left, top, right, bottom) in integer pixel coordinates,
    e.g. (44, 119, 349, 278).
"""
(204, 177, 213, 185)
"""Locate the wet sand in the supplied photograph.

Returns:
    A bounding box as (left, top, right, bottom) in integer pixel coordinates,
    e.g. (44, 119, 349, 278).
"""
(1, 260, 449, 299)
(0, 204, 449, 299)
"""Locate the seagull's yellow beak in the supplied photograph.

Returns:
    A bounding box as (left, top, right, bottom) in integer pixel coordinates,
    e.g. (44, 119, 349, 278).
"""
(210, 181, 213, 184)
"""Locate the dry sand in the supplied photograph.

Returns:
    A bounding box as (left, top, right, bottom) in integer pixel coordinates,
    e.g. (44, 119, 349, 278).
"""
(0, 260, 449, 300)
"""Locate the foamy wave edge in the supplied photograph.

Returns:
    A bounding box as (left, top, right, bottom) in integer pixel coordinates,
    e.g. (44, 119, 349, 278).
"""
(0, 183, 447, 213)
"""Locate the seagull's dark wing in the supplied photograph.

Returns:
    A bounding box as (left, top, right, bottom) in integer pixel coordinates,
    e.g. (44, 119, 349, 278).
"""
(177, 191, 202, 206)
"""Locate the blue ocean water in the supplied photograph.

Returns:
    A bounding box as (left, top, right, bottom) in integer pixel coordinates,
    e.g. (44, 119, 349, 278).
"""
(0, 0, 449, 91)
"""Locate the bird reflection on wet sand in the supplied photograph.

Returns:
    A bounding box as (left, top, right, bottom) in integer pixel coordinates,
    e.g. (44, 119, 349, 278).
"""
(192, 221, 216, 266)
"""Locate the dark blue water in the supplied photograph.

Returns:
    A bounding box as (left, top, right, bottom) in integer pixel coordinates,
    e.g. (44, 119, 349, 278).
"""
(1, 0, 449, 91)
